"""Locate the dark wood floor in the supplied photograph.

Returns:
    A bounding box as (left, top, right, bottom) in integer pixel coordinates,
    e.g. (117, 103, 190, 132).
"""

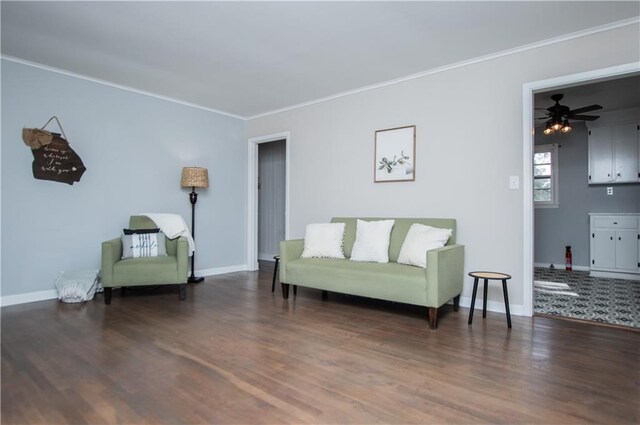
(2, 262, 639, 424)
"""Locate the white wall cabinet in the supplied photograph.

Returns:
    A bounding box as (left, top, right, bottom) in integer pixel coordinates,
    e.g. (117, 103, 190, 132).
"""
(590, 214, 639, 280)
(588, 122, 639, 184)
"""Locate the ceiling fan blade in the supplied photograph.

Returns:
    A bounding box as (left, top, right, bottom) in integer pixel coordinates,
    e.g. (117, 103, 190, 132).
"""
(569, 115, 600, 121)
(569, 104, 602, 115)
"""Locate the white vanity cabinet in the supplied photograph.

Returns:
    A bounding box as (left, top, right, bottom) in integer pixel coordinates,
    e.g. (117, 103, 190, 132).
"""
(590, 214, 639, 280)
(587, 122, 639, 184)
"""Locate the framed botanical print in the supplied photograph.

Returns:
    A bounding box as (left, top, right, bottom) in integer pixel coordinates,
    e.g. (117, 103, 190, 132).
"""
(374, 125, 416, 182)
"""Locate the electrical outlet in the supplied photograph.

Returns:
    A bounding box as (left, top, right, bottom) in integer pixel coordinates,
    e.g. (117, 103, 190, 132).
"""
(607, 187, 613, 196)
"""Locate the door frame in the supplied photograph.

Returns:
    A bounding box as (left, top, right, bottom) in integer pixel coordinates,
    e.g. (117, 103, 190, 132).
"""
(247, 132, 290, 271)
(521, 61, 639, 316)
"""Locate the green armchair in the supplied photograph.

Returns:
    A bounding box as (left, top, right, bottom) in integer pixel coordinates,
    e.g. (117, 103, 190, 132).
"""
(101, 215, 189, 304)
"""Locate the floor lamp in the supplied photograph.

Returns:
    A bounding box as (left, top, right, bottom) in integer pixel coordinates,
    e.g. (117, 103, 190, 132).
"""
(181, 167, 209, 283)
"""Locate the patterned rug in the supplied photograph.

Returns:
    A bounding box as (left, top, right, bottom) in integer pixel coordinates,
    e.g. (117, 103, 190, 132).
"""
(534, 267, 640, 329)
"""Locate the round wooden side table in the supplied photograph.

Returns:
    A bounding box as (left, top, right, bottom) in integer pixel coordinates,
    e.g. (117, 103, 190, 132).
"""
(468, 271, 512, 329)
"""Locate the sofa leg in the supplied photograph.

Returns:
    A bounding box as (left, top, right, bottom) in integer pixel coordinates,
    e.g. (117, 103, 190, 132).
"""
(453, 295, 460, 312)
(104, 287, 112, 305)
(428, 307, 438, 330)
(293, 285, 297, 296)
(179, 284, 187, 301)
(282, 283, 289, 300)
(322, 290, 328, 301)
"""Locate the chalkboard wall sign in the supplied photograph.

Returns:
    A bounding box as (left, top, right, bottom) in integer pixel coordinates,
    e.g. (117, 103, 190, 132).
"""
(22, 117, 86, 185)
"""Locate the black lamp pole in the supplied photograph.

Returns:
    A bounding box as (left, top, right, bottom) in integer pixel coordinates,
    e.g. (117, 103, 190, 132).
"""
(188, 187, 204, 283)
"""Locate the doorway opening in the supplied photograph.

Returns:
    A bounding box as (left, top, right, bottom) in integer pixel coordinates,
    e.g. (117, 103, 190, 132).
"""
(247, 132, 290, 271)
(522, 62, 640, 328)
(258, 139, 286, 262)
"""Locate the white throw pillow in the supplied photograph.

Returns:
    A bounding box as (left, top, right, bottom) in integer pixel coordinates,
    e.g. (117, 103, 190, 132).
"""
(121, 232, 167, 259)
(300, 223, 346, 259)
(350, 219, 395, 263)
(397, 224, 453, 268)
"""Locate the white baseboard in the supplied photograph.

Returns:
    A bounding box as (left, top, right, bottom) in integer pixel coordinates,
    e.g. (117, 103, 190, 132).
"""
(589, 270, 640, 281)
(258, 254, 278, 262)
(1, 289, 58, 307)
(196, 264, 249, 276)
(456, 296, 524, 316)
(1, 264, 250, 307)
(534, 262, 590, 272)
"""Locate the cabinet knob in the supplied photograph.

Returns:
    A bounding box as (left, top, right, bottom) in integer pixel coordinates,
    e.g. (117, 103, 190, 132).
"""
(610, 237, 613, 240)
(617, 173, 621, 177)
(619, 237, 622, 240)
(607, 174, 610, 177)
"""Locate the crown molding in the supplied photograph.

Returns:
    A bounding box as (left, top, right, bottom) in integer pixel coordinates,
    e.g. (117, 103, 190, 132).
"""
(248, 17, 640, 120)
(0, 55, 246, 121)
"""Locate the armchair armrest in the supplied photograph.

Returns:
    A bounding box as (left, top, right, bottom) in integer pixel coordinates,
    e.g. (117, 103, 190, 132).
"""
(176, 236, 189, 282)
(425, 244, 465, 307)
(279, 239, 304, 283)
(101, 237, 122, 286)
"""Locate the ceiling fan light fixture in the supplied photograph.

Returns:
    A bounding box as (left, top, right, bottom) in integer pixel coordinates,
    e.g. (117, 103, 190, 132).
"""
(551, 117, 563, 132)
(561, 120, 572, 133)
(541, 93, 601, 136)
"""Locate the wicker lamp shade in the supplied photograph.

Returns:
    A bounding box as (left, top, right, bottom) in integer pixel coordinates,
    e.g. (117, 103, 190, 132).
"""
(181, 167, 209, 188)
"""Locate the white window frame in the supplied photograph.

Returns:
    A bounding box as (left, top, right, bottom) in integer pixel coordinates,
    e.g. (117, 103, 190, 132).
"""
(534, 143, 559, 208)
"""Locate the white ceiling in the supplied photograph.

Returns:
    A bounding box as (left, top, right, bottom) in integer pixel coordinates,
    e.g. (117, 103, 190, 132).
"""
(2, 1, 639, 119)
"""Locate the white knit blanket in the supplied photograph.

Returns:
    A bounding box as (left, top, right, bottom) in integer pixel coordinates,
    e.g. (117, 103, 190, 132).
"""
(139, 213, 195, 255)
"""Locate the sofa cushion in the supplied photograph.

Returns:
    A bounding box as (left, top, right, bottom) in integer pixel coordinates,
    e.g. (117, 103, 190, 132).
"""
(286, 258, 427, 305)
(398, 224, 453, 268)
(350, 219, 395, 263)
(301, 223, 346, 259)
(113, 256, 179, 285)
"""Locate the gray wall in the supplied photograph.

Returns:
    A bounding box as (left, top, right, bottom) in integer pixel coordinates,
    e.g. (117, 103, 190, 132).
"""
(258, 140, 286, 260)
(248, 23, 640, 312)
(1, 59, 246, 298)
(534, 123, 640, 267)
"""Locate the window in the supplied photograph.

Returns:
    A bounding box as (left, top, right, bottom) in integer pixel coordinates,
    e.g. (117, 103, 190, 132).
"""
(534, 144, 559, 207)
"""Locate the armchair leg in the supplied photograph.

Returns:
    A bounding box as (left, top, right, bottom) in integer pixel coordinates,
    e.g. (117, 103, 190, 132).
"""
(453, 295, 460, 312)
(282, 283, 290, 300)
(428, 307, 438, 330)
(104, 287, 112, 305)
(179, 284, 187, 301)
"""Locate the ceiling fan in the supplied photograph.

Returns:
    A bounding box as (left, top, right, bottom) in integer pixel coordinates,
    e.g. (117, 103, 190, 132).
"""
(537, 93, 602, 135)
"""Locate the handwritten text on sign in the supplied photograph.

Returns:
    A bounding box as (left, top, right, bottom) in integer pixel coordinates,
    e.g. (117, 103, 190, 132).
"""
(31, 135, 86, 185)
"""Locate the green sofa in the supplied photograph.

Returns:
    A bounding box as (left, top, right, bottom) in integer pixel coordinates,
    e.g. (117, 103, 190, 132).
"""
(279, 217, 464, 329)
(101, 215, 189, 304)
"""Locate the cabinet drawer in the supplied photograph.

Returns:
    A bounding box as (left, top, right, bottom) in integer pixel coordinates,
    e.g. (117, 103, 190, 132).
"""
(592, 216, 638, 229)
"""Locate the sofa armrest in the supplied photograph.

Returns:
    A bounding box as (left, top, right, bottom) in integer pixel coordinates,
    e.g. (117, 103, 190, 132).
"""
(425, 244, 465, 307)
(279, 239, 304, 283)
(176, 236, 189, 282)
(101, 237, 122, 286)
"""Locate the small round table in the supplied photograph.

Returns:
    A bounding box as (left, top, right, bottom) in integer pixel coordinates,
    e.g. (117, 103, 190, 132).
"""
(468, 271, 512, 329)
